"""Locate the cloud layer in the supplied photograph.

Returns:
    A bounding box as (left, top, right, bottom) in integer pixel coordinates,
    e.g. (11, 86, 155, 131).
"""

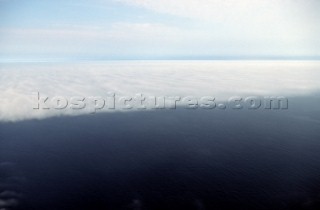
(1, 61, 320, 122)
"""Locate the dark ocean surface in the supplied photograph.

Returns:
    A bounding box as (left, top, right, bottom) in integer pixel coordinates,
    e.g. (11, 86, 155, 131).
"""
(1, 96, 320, 210)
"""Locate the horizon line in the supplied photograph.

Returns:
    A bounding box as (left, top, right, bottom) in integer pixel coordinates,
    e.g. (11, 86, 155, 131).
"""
(1, 57, 320, 63)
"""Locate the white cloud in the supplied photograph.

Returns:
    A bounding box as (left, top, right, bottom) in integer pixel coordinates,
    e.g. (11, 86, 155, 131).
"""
(115, 0, 318, 23)
(1, 1, 319, 57)
(1, 0, 319, 58)
(0, 61, 320, 122)
(117, 0, 271, 21)
(115, 0, 320, 54)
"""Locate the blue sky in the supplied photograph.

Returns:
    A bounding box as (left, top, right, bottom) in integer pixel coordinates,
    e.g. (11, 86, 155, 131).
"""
(0, 0, 319, 60)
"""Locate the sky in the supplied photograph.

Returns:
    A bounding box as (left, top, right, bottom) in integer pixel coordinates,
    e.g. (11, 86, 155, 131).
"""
(0, 0, 320, 60)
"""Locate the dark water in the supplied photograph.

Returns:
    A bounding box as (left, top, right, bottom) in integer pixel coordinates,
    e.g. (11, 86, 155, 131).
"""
(1, 96, 320, 210)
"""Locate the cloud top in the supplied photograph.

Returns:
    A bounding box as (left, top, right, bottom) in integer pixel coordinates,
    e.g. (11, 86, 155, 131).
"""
(1, 61, 320, 122)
